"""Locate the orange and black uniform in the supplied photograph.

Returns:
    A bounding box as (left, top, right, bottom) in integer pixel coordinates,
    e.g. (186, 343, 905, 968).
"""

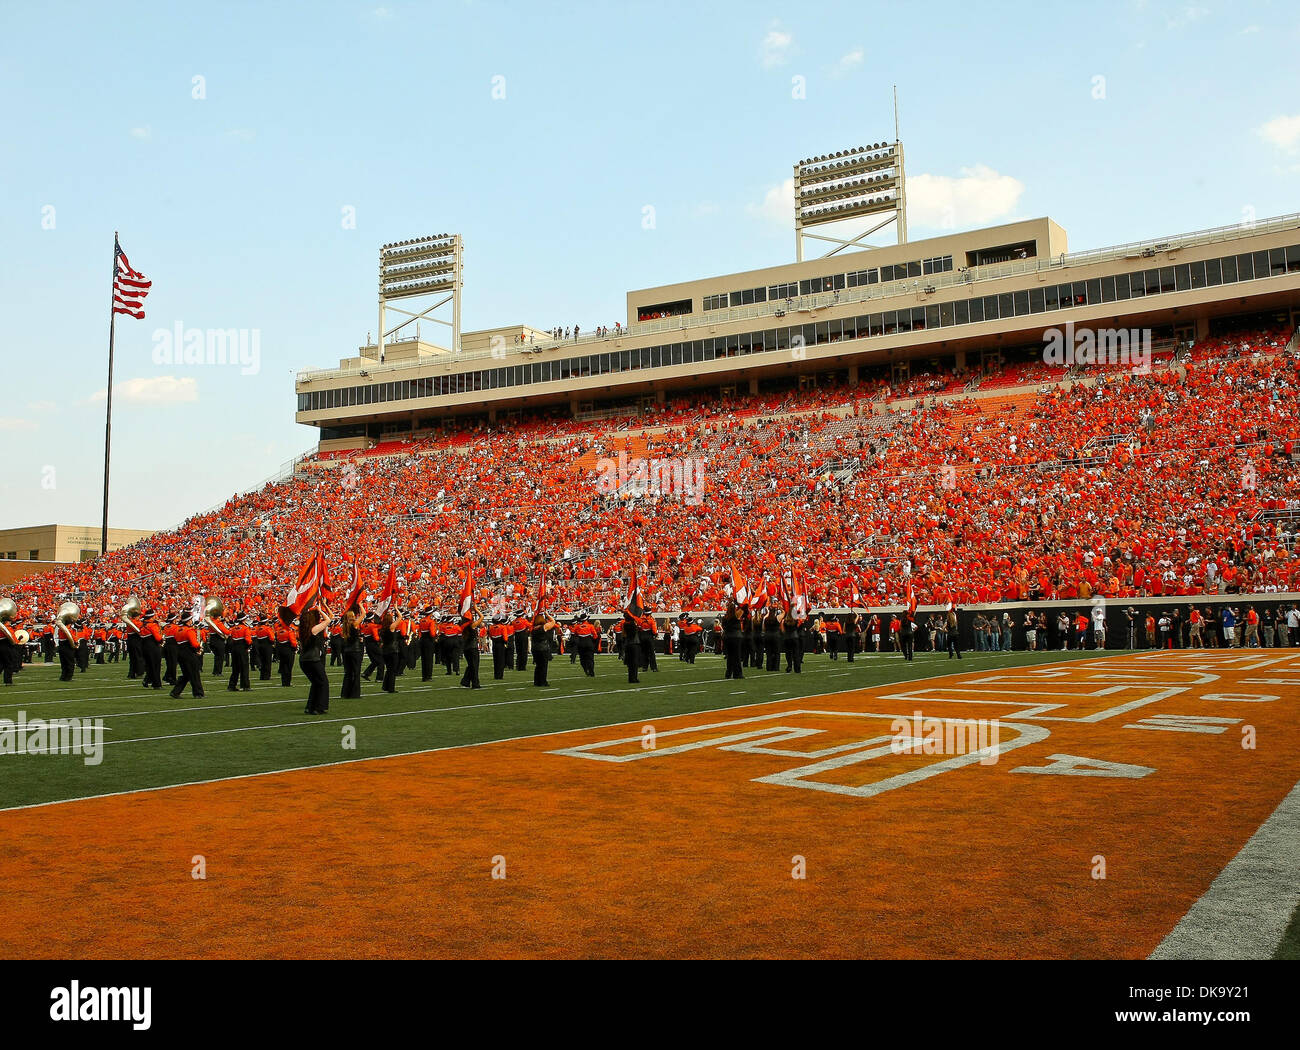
(381, 618, 400, 693)
(569, 619, 600, 677)
(161, 620, 179, 683)
(512, 614, 531, 670)
(123, 615, 144, 678)
(339, 618, 363, 699)
(438, 618, 463, 676)
(170, 622, 206, 699)
(680, 617, 704, 664)
(532, 617, 554, 687)
(141, 617, 165, 689)
(824, 616, 842, 659)
(621, 613, 641, 683)
(460, 618, 482, 689)
(361, 618, 385, 680)
(255, 621, 275, 680)
(418, 613, 436, 680)
(487, 618, 512, 679)
(275, 622, 298, 687)
(55, 619, 77, 681)
(207, 616, 229, 676)
(226, 619, 253, 692)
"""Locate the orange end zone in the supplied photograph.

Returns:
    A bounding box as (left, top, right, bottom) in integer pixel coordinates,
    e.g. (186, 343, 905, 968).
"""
(2, 651, 1297, 959)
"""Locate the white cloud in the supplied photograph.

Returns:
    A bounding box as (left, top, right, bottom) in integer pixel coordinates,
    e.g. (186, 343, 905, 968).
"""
(907, 164, 1025, 230)
(748, 177, 794, 226)
(834, 49, 864, 75)
(0, 417, 36, 432)
(759, 25, 793, 69)
(129, 125, 151, 140)
(1257, 114, 1300, 153)
(91, 376, 199, 404)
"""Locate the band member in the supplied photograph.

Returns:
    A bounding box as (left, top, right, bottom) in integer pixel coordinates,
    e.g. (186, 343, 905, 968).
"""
(460, 607, 484, 689)
(512, 608, 531, 670)
(621, 609, 640, 683)
(140, 609, 164, 689)
(638, 611, 658, 673)
(170, 614, 207, 699)
(123, 606, 144, 678)
(162, 613, 180, 684)
(275, 615, 298, 687)
(722, 602, 744, 680)
(226, 614, 253, 692)
(339, 606, 364, 699)
(682, 614, 704, 664)
(570, 611, 599, 677)
(488, 615, 511, 680)
(55, 614, 77, 682)
(207, 609, 229, 676)
(380, 610, 400, 694)
(360, 612, 385, 681)
(946, 605, 962, 659)
(759, 608, 780, 670)
(418, 606, 437, 680)
(825, 613, 842, 659)
(0, 614, 20, 686)
(782, 610, 803, 673)
(297, 602, 332, 715)
(531, 612, 553, 687)
(255, 617, 275, 680)
(439, 613, 464, 676)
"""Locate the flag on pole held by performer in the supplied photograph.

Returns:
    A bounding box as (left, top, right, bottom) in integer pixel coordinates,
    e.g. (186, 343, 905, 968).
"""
(622, 569, 644, 617)
(284, 553, 321, 615)
(342, 558, 364, 611)
(459, 560, 475, 618)
(373, 563, 400, 617)
(533, 570, 551, 619)
(729, 566, 749, 607)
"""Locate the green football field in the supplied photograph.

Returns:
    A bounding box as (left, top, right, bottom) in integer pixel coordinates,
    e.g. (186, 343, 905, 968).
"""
(0, 646, 1096, 811)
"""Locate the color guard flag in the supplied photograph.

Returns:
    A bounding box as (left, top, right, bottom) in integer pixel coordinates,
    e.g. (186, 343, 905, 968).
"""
(317, 552, 337, 605)
(459, 560, 475, 618)
(778, 572, 791, 615)
(284, 553, 320, 615)
(622, 569, 644, 617)
(373, 563, 400, 617)
(792, 567, 809, 620)
(906, 582, 917, 622)
(751, 576, 769, 612)
(533, 571, 550, 619)
(342, 559, 364, 611)
(729, 566, 749, 607)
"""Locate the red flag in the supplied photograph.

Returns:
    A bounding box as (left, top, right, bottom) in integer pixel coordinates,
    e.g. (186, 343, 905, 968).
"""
(751, 576, 769, 612)
(342, 559, 364, 611)
(778, 572, 791, 615)
(459, 560, 475, 618)
(373, 563, 400, 617)
(729, 566, 749, 607)
(622, 569, 644, 617)
(906, 582, 917, 621)
(792, 567, 809, 620)
(284, 553, 320, 615)
(532, 571, 550, 620)
(318, 552, 337, 605)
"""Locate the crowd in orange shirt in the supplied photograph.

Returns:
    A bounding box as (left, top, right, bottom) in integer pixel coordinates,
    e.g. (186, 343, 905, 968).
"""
(6, 326, 1299, 627)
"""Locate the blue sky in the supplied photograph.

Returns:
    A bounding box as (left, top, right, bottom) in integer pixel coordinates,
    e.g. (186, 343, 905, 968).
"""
(1, 0, 1297, 532)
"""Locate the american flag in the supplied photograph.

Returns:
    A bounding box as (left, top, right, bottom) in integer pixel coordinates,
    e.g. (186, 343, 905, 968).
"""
(113, 238, 151, 319)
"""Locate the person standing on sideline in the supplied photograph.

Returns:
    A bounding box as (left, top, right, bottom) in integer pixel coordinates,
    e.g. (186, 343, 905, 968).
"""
(946, 605, 962, 660)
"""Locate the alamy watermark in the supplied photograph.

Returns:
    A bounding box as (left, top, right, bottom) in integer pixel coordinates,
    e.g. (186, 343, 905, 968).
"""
(595, 451, 706, 505)
(152, 321, 261, 375)
(1044, 322, 1151, 375)
(0, 712, 104, 765)
(889, 711, 1001, 765)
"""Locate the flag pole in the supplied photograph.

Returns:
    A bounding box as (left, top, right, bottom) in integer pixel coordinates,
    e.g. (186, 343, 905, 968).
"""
(101, 231, 119, 557)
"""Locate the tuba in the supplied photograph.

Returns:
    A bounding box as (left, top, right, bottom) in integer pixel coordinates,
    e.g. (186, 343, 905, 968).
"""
(0, 597, 16, 624)
(204, 596, 224, 620)
(122, 595, 142, 619)
(57, 601, 81, 625)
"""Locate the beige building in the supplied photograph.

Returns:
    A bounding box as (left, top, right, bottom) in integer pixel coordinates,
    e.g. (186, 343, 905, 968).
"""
(0, 525, 154, 564)
(295, 212, 1300, 451)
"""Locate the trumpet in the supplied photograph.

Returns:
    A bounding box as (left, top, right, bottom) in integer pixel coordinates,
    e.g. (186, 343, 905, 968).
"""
(0, 597, 16, 624)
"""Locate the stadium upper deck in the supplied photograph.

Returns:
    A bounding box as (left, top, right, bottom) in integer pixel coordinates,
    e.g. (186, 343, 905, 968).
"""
(295, 211, 1300, 452)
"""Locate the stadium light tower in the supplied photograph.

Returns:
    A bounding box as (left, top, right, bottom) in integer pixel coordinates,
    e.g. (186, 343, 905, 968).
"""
(793, 140, 907, 261)
(377, 233, 463, 359)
